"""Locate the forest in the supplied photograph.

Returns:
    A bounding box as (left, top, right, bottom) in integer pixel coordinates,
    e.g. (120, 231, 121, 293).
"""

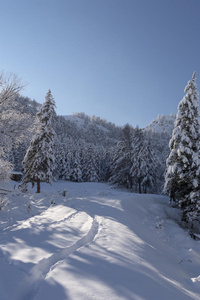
(0, 71, 200, 230)
(0, 74, 174, 192)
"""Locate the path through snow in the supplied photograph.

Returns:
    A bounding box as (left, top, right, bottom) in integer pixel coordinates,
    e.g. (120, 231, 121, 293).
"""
(0, 181, 200, 300)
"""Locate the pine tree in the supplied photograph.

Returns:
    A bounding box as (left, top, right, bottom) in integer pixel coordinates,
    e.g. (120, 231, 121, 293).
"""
(82, 145, 99, 182)
(22, 90, 56, 193)
(108, 145, 128, 186)
(164, 72, 200, 226)
(109, 124, 133, 188)
(53, 142, 65, 180)
(140, 136, 158, 193)
(131, 128, 144, 193)
(131, 128, 157, 193)
(70, 159, 82, 182)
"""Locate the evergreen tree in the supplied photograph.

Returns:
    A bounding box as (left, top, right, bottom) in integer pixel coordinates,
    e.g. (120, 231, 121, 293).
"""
(140, 136, 158, 193)
(109, 143, 132, 188)
(53, 142, 65, 180)
(70, 159, 82, 182)
(108, 145, 127, 186)
(64, 151, 73, 180)
(82, 145, 99, 182)
(164, 72, 200, 226)
(109, 124, 133, 188)
(131, 128, 158, 193)
(131, 128, 144, 193)
(22, 90, 56, 193)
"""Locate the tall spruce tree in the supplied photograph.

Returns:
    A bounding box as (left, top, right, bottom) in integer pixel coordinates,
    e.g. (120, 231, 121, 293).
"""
(131, 128, 157, 193)
(140, 136, 157, 193)
(109, 124, 133, 188)
(22, 90, 56, 193)
(164, 72, 200, 226)
(71, 159, 82, 182)
(108, 145, 128, 187)
(82, 145, 99, 182)
(130, 128, 144, 193)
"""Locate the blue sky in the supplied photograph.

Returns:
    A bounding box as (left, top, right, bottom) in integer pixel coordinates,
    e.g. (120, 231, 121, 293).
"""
(0, 0, 200, 128)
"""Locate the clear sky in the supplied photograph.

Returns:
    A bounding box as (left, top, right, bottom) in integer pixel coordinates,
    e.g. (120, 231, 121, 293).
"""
(0, 0, 200, 128)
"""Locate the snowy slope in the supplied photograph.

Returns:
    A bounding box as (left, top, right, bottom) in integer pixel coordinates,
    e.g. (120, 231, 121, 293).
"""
(63, 115, 109, 132)
(145, 114, 175, 135)
(61, 114, 120, 147)
(0, 181, 200, 300)
(63, 115, 88, 129)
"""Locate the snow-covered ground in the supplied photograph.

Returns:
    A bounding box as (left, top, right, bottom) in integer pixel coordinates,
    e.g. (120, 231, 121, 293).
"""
(0, 181, 200, 300)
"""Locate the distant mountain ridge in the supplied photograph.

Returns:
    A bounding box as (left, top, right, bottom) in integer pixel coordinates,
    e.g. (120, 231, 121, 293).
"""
(145, 113, 176, 135)
(8, 94, 175, 187)
(63, 112, 176, 137)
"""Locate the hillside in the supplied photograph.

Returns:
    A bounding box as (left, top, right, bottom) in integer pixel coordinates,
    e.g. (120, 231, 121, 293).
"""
(145, 113, 176, 135)
(0, 181, 200, 299)
(1, 93, 175, 190)
(62, 112, 122, 146)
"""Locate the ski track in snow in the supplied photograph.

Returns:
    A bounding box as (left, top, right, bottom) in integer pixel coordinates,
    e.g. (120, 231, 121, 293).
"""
(2, 210, 79, 233)
(0, 210, 86, 268)
(1, 182, 200, 300)
(16, 216, 100, 300)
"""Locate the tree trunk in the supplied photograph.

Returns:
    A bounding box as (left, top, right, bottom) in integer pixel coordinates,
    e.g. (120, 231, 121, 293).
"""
(36, 177, 40, 193)
(139, 179, 142, 194)
(135, 170, 138, 193)
(128, 175, 133, 189)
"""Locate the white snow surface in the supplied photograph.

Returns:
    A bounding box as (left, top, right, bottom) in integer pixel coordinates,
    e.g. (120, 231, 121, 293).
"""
(0, 181, 200, 300)
(145, 114, 175, 135)
(63, 115, 109, 132)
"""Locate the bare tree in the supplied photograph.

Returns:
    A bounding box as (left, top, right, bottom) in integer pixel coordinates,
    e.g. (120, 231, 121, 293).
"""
(0, 71, 25, 183)
(0, 72, 25, 106)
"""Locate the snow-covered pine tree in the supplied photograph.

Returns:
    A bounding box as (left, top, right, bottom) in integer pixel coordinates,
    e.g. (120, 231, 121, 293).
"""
(53, 142, 65, 180)
(164, 72, 200, 226)
(109, 124, 133, 188)
(140, 136, 158, 193)
(131, 128, 158, 193)
(97, 146, 110, 181)
(22, 90, 56, 193)
(131, 127, 144, 193)
(108, 143, 129, 187)
(82, 145, 99, 182)
(64, 151, 73, 180)
(70, 158, 82, 182)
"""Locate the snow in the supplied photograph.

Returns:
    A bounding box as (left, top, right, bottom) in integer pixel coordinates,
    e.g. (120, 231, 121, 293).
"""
(145, 114, 175, 135)
(0, 181, 200, 300)
(63, 115, 86, 128)
(63, 115, 109, 132)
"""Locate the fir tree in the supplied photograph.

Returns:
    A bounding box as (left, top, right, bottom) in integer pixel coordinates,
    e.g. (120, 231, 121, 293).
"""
(130, 128, 158, 194)
(71, 159, 82, 182)
(22, 90, 56, 193)
(140, 136, 157, 193)
(108, 145, 127, 186)
(109, 124, 133, 188)
(82, 145, 99, 182)
(164, 72, 200, 226)
(131, 128, 144, 193)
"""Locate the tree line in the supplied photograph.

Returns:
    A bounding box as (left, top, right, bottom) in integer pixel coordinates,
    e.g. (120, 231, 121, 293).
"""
(1, 71, 200, 230)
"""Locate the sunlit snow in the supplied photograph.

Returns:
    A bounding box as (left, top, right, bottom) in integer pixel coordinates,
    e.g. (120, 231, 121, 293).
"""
(0, 181, 200, 300)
